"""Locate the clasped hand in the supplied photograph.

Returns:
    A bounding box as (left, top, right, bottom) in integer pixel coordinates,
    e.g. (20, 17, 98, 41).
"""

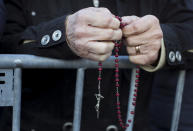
(66, 7, 163, 66)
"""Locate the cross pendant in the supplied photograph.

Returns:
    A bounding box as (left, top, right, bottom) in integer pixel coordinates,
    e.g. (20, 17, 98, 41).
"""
(93, 0, 99, 7)
(95, 93, 104, 119)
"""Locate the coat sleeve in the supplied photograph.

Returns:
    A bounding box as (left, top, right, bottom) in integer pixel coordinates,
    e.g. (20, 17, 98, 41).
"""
(158, 0, 193, 69)
(0, 0, 79, 60)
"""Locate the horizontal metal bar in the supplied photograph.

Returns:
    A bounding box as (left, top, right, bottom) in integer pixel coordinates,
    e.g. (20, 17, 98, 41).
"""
(0, 54, 135, 69)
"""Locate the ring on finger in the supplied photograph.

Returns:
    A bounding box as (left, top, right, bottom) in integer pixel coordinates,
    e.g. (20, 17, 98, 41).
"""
(135, 45, 141, 54)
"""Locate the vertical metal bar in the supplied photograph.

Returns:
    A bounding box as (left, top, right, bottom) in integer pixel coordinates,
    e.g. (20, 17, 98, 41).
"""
(171, 70, 186, 131)
(12, 68, 22, 131)
(126, 68, 137, 131)
(73, 68, 85, 131)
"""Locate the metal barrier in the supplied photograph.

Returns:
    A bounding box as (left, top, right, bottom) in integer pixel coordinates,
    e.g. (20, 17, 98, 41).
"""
(0, 54, 186, 131)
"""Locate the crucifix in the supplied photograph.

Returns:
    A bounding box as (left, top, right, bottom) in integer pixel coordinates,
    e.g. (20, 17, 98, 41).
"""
(95, 93, 104, 119)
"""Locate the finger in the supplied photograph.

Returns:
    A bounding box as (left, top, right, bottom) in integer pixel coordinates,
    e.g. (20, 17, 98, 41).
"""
(122, 16, 140, 25)
(86, 52, 112, 62)
(129, 52, 158, 65)
(86, 41, 114, 55)
(125, 31, 152, 46)
(123, 15, 158, 37)
(85, 8, 120, 29)
(87, 26, 122, 41)
(126, 44, 149, 56)
(129, 55, 150, 65)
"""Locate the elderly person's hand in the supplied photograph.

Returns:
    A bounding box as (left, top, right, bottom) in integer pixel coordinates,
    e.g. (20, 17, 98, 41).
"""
(66, 7, 122, 61)
(122, 15, 163, 65)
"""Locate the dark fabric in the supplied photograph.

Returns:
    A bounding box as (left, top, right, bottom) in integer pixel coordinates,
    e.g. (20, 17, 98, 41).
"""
(149, 1, 193, 131)
(0, 0, 5, 38)
(0, 0, 193, 131)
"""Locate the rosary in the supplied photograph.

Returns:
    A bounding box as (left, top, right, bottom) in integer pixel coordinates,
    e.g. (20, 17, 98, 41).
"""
(93, 0, 140, 129)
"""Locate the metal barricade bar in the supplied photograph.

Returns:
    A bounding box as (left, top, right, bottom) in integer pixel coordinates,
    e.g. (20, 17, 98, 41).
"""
(12, 68, 22, 131)
(171, 70, 186, 131)
(73, 68, 85, 131)
(126, 68, 137, 131)
(0, 54, 187, 131)
(0, 55, 135, 69)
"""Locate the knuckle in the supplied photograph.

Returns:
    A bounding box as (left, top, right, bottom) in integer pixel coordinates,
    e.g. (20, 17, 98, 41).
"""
(106, 17, 113, 26)
(149, 15, 159, 24)
(148, 52, 158, 64)
(153, 41, 161, 50)
(101, 7, 111, 14)
(126, 37, 132, 45)
(99, 56, 105, 62)
(141, 56, 149, 65)
(74, 27, 84, 39)
(106, 29, 114, 39)
(132, 23, 139, 33)
(117, 29, 123, 40)
(102, 44, 109, 53)
(154, 31, 163, 39)
(76, 11, 87, 22)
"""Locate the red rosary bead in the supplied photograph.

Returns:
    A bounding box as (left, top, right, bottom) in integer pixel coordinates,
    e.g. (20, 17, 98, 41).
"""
(135, 79, 139, 83)
(130, 111, 135, 115)
(98, 77, 102, 81)
(98, 67, 102, 71)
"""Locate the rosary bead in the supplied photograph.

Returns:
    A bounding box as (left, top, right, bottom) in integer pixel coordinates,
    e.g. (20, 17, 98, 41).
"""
(135, 79, 139, 83)
(115, 59, 119, 62)
(115, 74, 119, 77)
(136, 70, 140, 73)
(98, 62, 102, 66)
(116, 83, 120, 87)
(115, 43, 119, 47)
(120, 23, 128, 28)
(132, 102, 136, 106)
(131, 111, 135, 115)
(117, 110, 121, 114)
(98, 67, 102, 71)
(128, 120, 132, 123)
(115, 16, 122, 21)
(98, 77, 102, 81)
(135, 84, 139, 87)
(117, 107, 120, 110)
(115, 79, 119, 82)
(136, 75, 140, 78)
(119, 119, 123, 122)
(134, 94, 137, 97)
(115, 69, 119, 72)
(115, 63, 119, 67)
(116, 93, 120, 96)
(117, 102, 120, 105)
(133, 97, 137, 101)
(126, 124, 129, 127)
(134, 89, 138, 92)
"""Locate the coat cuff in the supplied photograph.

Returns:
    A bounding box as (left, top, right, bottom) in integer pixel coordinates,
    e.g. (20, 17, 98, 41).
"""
(141, 39, 166, 72)
(21, 15, 67, 48)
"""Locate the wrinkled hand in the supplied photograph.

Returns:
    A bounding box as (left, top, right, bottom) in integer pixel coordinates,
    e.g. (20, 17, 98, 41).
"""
(66, 7, 122, 61)
(122, 15, 163, 65)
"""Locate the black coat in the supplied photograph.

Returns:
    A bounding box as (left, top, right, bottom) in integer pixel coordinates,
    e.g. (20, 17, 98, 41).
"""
(149, 1, 193, 131)
(0, 0, 193, 131)
(0, 0, 5, 37)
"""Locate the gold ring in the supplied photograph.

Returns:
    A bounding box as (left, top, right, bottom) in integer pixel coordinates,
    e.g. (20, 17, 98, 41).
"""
(135, 45, 141, 54)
